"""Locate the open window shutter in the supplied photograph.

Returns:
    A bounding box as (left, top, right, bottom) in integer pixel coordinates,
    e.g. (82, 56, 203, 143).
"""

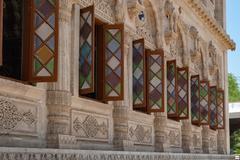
(0, 0, 2, 66)
(79, 6, 95, 94)
(200, 81, 209, 125)
(191, 75, 200, 125)
(28, 0, 59, 82)
(133, 39, 146, 109)
(146, 49, 164, 112)
(167, 60, 178, 117)
(177, 67, 189, 119)
(209, 86, 217, 130)
(217, 89, 225, 129)
(102, 24, 124, 101)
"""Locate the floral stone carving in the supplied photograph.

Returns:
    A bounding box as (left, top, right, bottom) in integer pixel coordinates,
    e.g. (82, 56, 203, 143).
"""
(0, 98, 36, 132)
(128, 124, 152, 144)
(73, 115, 108, 139)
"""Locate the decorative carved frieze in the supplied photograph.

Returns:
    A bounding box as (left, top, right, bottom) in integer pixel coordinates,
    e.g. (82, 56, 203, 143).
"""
(0, 97, 37, 135)
(128, 122, 153, 145)
(0, 148, 235, 160)
(80, 0, 115, 23)
(71, 110, 109, 141)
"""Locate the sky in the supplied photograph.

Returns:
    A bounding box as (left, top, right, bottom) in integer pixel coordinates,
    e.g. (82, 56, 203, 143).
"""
(227, 0, 240, 85)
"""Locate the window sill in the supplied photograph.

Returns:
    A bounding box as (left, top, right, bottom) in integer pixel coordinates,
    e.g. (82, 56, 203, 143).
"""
(71, 96, 113, 116)
(0, 77, 46, 102)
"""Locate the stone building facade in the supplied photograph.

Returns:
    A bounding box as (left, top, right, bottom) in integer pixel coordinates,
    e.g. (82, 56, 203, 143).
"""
(0, 0, 236, 159)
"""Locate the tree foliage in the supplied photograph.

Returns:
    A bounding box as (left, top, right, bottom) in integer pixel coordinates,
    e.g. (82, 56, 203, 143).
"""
(231, 129, 240, 154)
(228, 73, 240, 102)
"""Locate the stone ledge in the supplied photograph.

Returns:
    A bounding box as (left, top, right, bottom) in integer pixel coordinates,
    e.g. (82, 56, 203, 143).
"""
(0, 147, 235, 160)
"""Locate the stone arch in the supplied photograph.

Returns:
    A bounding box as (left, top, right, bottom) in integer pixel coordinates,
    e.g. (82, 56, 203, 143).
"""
(176, 21, 189, 66)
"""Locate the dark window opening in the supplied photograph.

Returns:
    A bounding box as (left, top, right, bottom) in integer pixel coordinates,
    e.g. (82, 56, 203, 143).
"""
(0, 0, 24, 80)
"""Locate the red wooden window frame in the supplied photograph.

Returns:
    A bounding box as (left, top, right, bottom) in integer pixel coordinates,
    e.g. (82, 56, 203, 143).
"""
(199, 80, 210, 125)
(177, 67, 189, 120)
(209, 86, 218, 130)
(79, 5, 95, 94)
(191, 75, 200, 126)
(217, 89, 225, 129)
(132, 39, 146, 109)
(102, 24, 124, 101)
(167, 60, 179, 119)
(146, 49, 165, 113)
(23, 0, 59, 82)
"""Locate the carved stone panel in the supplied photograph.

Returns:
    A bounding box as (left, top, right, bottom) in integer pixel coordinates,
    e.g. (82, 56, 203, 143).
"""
(71, 110, 109, 141)
(128, 122, 153, 145)
(0, 96, 38, 136)
(166, 120, 182, 149)
(80, 0, 115, 23)
(192, 131, 202, 150)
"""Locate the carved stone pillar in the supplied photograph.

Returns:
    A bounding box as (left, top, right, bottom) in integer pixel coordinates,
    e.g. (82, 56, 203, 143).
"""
(181, 71, 193, 153)
(218, 130, 226, 154)
(202, 125, 210, 153)
(113, 29, 134, 151)
(46, 1, 72, 148)
(154, 58, 169, 152)
(181, 120, 194, 153)
(154, 113, 168, 152)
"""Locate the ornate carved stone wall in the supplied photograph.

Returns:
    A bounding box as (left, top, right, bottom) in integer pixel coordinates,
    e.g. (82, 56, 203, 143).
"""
(0, 0, 234, 156)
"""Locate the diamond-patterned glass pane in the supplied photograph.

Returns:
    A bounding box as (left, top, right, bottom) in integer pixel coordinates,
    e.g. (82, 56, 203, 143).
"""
(209, 86, 217, 129)
(191, 76, 200, 125)
(133, 40, 146, 108)
(103, 25, 124, 101)
(217, 90, 225, 129)
(79, 6, 94, 94)
(200, 81, 209, 125)
(32, 0, 57, 79)
(177, 68, 189, 119)
(167, 61, 177, 117)
(147, 51, 164, 112)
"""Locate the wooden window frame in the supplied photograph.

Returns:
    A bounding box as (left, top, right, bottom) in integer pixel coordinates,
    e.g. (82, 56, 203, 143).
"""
(167, 60, 178, 119)
(217, 89, 225, 129)
(146, 49, 165, 113)
(0, 0, 59, 82)
(25, 0, 59, 82)
(199, 80, 210, 125)
(79, 5, 95, 94)
(132, 39, 146, 109)
(191, 75, 200, 126)
(176, 67, 189, 120)
(102, 24, 124, 101)
(209, 86, 218, 130)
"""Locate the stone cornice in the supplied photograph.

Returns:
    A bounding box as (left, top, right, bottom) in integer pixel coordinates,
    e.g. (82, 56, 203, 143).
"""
(184, 0, 236, 51)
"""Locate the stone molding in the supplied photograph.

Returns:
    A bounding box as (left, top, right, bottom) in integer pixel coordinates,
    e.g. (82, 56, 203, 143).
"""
(184, 0, 235, 50)
(0, 147, 235, 160)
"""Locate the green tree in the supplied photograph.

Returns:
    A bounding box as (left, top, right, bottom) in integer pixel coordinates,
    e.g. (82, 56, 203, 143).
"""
(231, 129, 240, 154)
(228, 73, 240, 102)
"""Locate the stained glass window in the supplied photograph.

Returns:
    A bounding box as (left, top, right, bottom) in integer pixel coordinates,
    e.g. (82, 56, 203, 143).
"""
(31, 0, 58, 81)
(167, 60, 178, 117)
(79, 6, 95, 94)
(200, 81, 209, 125)
(133, 39, 146, 108)
(191, 75, 200, 125)
(177, 67, 189, 119)
(146, 50, 164, 112)
(217, 90, 225, 129)
(103, 24, 124, 101)
(209, 86, 217, 129)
